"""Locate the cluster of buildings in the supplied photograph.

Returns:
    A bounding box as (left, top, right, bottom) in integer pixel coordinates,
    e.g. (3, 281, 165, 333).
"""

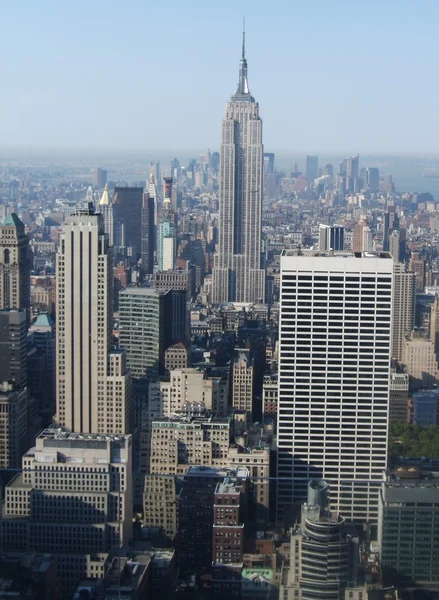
(2, 31, 439, 600)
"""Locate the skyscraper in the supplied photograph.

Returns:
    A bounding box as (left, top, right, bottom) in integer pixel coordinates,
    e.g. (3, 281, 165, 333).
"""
(55, 205, 132, 434)
(305, 155, 319, 183)
(277, 250, 393, 523)
(0, 214, 30, 325)
(113, 187, 143, 262)
(94, 167, 107, 188)
(97, 183, 114, 246)
(141, 186, 155, 275)
(212, 31, 265, 303)
(318, 224, 344, 251)
(392, 264, 415, 363)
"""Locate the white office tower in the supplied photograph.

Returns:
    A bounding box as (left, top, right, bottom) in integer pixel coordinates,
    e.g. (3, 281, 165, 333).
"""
(212, 30, 265, 303)
(55, 205, 132, 434)
(97, 183, 114, 246)
(277, 250, 393, 524)
(1, 427, 133, 597)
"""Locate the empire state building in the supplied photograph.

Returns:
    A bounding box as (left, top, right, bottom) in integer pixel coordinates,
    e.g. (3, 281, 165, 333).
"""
(212, 32, 265, 304)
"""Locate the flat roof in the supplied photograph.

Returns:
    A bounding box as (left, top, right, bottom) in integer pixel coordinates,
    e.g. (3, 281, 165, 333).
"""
(383, 483, 439, 504)
(282, 250, 392, 259)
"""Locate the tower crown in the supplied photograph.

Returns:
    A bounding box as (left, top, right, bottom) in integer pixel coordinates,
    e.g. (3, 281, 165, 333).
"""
(234, 22, 252, 98)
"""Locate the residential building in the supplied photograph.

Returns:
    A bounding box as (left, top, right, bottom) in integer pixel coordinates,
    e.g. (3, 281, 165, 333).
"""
(143, 474, 178, 542)
(277, 250, 393, 523)
(212, 32, 265, 303)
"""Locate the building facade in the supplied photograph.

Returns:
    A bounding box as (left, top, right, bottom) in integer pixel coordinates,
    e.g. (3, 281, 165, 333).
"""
(277, 251, 393, 523)
(392, 263, 415, 362)
(55, 206, 132, 434)
(212, 33, 265, 303)
(113, 187, 143, 262)
(2, 428, 133, 597)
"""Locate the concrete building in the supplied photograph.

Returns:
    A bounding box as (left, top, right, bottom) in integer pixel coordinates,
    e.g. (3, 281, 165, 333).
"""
(232, 352, 254, 419)
(164, 341, 190, 374)
(55, 206, 132, 435)
(262, 374, 278, 425)
(402, 333, 439, 389)
(408, 251, 425, 293)
(227, 444, 270, 521)
(2, 428, 133, 597)
(149, 368, 229, 417)
(149, 415, 231, 475)
(212, 472, 249, 598)
(28, 312, 56, 403)
(389, 373, 409, 422)
(0, 309, 27, 387)
(0, 383, 28, 469)
(392, 264, 415, 362)
(378, 476, 439, 585)
(158, 217, 176, 272)
(94, 167, 107, 189)
(430, 292, 439, 357)
(143, 474, 178, 542)
(118, 288, 174, 380)
(280, 480, 358, 600)
(0, 214, 30, 326)
(277, 251, 393, 523)
(212, 32, 265, 303)
(152, 267, 195, 300)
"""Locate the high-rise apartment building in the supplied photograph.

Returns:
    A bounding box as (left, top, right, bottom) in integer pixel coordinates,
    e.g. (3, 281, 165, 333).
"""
(0, 214, 30, 325)
(305, 155, 319, 182)
(114, 187, 143, 262)
(212, 33, 265, 303)
(97, 184, 114, 246)
(2, 428, 133, 597)
(277, 250, 393, 523)
(392, 263, 415, 362)
(55, 206, 132, 434)
(318, 224, 344, 252)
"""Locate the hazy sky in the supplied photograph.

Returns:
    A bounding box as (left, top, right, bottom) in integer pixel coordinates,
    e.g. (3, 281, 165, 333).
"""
(3, 0, 439, 154)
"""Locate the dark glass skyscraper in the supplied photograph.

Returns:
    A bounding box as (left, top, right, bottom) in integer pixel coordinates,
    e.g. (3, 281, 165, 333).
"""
(114, 187, 143, 262)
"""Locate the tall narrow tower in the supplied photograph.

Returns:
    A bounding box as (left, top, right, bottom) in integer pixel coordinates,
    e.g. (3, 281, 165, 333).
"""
(212, 29, 265, 303)
(55, 205, 132, 434)
(0, 214, 30, 324)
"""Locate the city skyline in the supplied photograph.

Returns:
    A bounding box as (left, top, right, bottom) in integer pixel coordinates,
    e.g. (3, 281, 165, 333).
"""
(3, 0, 439, 153)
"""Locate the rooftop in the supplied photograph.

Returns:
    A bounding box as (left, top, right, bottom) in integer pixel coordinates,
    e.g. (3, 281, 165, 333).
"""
(282, 249, 392, 259)
(38, 427, 131, 443)
(383, 482, 439, 504)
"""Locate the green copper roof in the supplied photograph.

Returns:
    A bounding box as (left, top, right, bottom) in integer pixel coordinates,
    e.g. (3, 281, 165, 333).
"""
(3, 213, 23, 227)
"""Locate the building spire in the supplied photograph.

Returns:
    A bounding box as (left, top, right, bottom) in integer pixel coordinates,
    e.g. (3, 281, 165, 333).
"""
(236, 20, 250, 95)
(242, 18, 245, 60)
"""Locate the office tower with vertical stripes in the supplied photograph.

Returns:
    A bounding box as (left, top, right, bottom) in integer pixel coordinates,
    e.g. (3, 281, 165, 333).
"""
(212, 30, 265, 303)
(55, 205, 132, 434)
(277, 250, 393, 524)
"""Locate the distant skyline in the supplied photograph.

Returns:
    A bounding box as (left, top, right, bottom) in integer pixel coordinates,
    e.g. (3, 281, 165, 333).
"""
(3, 0, 439, 153)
